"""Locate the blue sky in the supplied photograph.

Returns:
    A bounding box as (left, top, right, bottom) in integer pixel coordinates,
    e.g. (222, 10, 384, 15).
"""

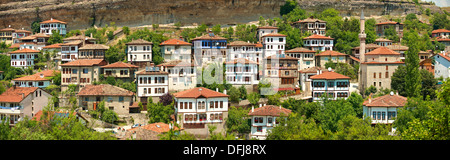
(424, 0, 449, 7)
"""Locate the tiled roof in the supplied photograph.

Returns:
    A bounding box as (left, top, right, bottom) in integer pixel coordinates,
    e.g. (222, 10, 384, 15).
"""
(227, 41, 256, 46)
(128, 122, 179, 133)
(435, 53, 450, 62)
(13, 74, 48, 81)
(156, 60, 196, 67)
(40, 18, 67, 24)
(431, 29, 450, 33)
(376, 21, 402, 25)
(386, 44, 409, 51)
(126, 39, 153, 45)
(265, 54, 298, 60)
(9, 48, 40, 54)
(59, 40, 83, 46)
(14, 29, 32, 33)
(352, 43, 382, 50)
(299, 66, 328, 73)
(255, 43, 263, 48)
(191, 33, 227, 41)
(225, 58, 257, 64)
(285, 47, 316, 53)
(42, 43, 62, 49)
(160, 39, 191, 46)
(35, 70, 60, 77)
(101, 61, 139, 68)
(303, 34, 334, 40)
(261, 33, 286, 37)
(63, 35, 96, 41)
(248, 105, 292, 117)
(294, 17, 326, 23)
(435, 38, 450, 42)
(310, 71, 350, 80)
(375, 38, 393, 42)
(361, 61, 405, 64)
(60, 59, 107, 67)
(0, 27, 15, 32)
(136, 69, 169, 75)
(79, 44, 110, 50)
(77, 84, 135, 96)
(0, 87, 38, 103)
(173, 87, 228, 98)
(315, 50, 347, 56)
(349, 55, 360, 62)
(365, 47, 400, 55)
(363, 94, 407, 107)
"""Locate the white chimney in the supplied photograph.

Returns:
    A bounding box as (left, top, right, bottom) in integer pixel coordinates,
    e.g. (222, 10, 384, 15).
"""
(51, 18, 53, 21)
(259, 104, 262, 108)
(264, 104, 266, 106)
(40, 74, 44, 78)
(279, 105, 282, 109)
(223, 89, 227, 95)
(216, 88, 219, 92)
(8, 25, 11, 28)
(252, 106, 254, 112)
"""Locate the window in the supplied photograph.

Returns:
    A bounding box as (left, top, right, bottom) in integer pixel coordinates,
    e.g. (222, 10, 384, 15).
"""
(83, 68, 88, 74)
(374, 82, 376, 86)
(379, 72, 382, 78)
(373, 73, 376, 78)
(377, 112, 381, 120)
(180, 102, 184, 109)
(119, 97, 124, 102)
(373, 112, 376, 120)
(189, 102, 192, 109)
(268, 117, 273, 124)
(382, 112, 386, 120)
(254, 117, 263, 123)
(257, 126, 262, 132)
(386, 72, 389, 78)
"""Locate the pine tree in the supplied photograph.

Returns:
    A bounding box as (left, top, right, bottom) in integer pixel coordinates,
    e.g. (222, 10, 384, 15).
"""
(403, 30, 422, 98)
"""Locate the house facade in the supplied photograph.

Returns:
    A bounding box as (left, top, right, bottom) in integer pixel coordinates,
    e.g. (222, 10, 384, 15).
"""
(160, 38, 192, 62)
(433, 52, 450, 80)
(136, 65, 169, 107)
(292, 17, 327, 36)
(101, 61, 139, 82)
(315, 50, 349, 67)
(363, 93, 407, 124)
(9, 48, 40, 68)
(225, 58, 259, 85)
(263, 54, 299, 90)
(126, 39, 153, 68)
(261, 33, 286, 58)
(227, 41, 261, 64)
(77, 84, 135, 116)
(157, 60, 197, 92)
(375, 21, 403, 38)
(191, 32, 227, 67)
(310, 70, 350, 101)
(39, 18, 67, 36)
(285, 47, 316, 71)
(60, 59, 107, 92)
(0, 86, 51, 126)
(173, 87, 229, 136)
(78, 44, 109, 60)
(60, 40, 83, 63)
(431, 29, 450, 38)
(12, 70, 60, 88)
(256, 26, 278, 43)
(303, 34, 334, 51)
(248, 104, 292, 140)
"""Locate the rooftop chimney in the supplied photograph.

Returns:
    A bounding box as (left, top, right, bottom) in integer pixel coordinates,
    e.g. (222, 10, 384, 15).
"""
(369, 93, 372, 103)
(51, 18, 53, 21)
(40, 74, 44, 78)
(252, 106, 254, 113)
(223, 89, 227, 95)
(259, 104, 262, 108)
(216, 88, 219, 92)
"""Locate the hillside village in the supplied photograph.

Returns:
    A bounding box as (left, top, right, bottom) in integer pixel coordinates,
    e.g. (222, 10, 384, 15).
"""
(0, 1, 449, 140)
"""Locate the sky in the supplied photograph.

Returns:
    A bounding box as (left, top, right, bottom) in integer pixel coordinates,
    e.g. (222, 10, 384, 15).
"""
(424, 0, 449, 7)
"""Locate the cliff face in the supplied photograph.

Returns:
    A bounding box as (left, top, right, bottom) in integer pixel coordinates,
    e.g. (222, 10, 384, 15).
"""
(0, 0, 442, 31)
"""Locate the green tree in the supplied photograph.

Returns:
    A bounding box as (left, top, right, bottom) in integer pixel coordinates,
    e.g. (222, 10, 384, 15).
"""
(384, 26, 400, 43)
(364, 85, 377, 97)
(436, 78, 450, 105)
(227, 87, 241, 103)
(267, 113, 329, 140)
(102, 109, 119, 125)
(122, 26, 130, 35)
(211, 24, 221, 35)
(147, 102, 174, 123)
(403, 30, 422, 98)
(238, 85, 247, 100)
(347, 92, 364, 118)
(280, 0, 297, 16)
(225, 106, 251, 135)
(48, 30, 63, 44)
(247, 92, 260, 107)
(391, 65, 407, 96)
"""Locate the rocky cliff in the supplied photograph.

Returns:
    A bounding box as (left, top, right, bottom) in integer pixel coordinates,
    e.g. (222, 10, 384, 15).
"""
(0, 0, 442, 31)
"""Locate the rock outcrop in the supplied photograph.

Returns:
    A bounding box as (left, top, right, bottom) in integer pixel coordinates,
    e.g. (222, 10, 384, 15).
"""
(0, 0, 442, 31)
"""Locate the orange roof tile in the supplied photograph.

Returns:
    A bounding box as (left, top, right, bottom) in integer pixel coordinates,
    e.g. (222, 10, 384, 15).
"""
(255, 43, 263, 48)
(160, 39, 191, 46)
(60, 59, 107, 67)
(285, 47, 316, 53)
(315, 50, 347, 56)
(0, 87, 38, 103)
(310, 71, 350, 80)
(101, 61, 139, 68)
(173, 87, 229, 98)
(42, 43, 62, 49)
(0, 27, 15, 32)
(248, 105, 292, 117)
(9, 48, 40, 54)
(303, 34, 334, 40)
(126, 39, 153, 45)
(227, 41, 256, 46)
(40, 18, 67, 24)
(156, 60, 196, 67)
(257, 26, 278, 29)
(35, 70, 60, 77)
(299, 66, 328, 73)
(13, 74, 48, 81)
(363, 94, 407, 107)
(225, 58, 257, 64)
(365, 47, 400, 55)
(435, 53, 450, 62)
(376, 21, 402, 25)
(261, 33, 286, 37)
(128, 122, 179, 133)
(77, 84, 135, 96)
(431, 29, 450, 34)
(191, 33, 227, 41)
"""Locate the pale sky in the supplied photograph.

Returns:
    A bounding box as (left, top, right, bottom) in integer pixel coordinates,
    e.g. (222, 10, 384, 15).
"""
(424, 0, 449, 7)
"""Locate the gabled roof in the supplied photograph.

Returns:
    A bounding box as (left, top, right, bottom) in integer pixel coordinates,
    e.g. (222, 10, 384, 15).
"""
(60, 59, 107, 67)
(156, 60, 196, 67)
(261, 33, 286, 37)
(160, 39, 191, 46)
(386, 44, 409, 51)
(0, 87, 38, 103)
(42, 43, 62, 49)
(376, 21, 402, 25)
(126, 39, 153, 45)
(127, 122, 179, 133)
(248, 105, 292, 117)
(315, 50, 347, 56)
(191, 33, 227, 41)
(101, 61, 139, 68)
(35, 70, 60, 77)
(293, 17, 326, 23)
(303, 34, 334, 40)
(299, 66, 328, 73)
(40, 18, 67, 24)
(352, 43, 382, 50)
(9, 48, 40, 54)
(13, 74, 48, 81)
(265, 54, 298, 60)
(285, 47, 316, 53)
(77, 84, 135, 96)
(227, 41, 256, 46)
(257, 26, 278, 29)
(375, 38, 393, 42)
(432, 29, 450, 34)
(434, 53, 450, 62)
(0, 27, 15, 32)
(225, 58, 257, 64)
(310, 71, 350, 80)
(363, 94, 407, 107)
(173, 87, 229, 99)
(79, 44, 110, 50)
(365, 47, 400, 55)
(63, 35, 96, 41)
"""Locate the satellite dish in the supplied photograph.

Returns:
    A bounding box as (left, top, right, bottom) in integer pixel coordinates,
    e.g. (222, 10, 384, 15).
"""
(328, 67, 332, 71)
(390, 91, 394, 96)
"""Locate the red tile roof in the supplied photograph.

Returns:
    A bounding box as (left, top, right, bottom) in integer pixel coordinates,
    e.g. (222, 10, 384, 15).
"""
(13, 74, 48, 81)
(227, 41, 256, 46)
(0, 87, 38, 103)
(156, 60, 196, 67)
(365, 47, 400, 55)
(60, 59, 107, 67)
(257, 26, 278, 29)
(36, 70, 60, 77)
(294, 17, 326, 23)
(128, 122, 179, 133)
(191, 33, 227, 41)
(101, 61, 139, 68)
(349, 55, 360, 62)
(303, 34, 334, 40)
(173, 87, 229, 98)
(315, 50, 347, 56)
(435, 53, 450, 62)
(77, 84, 135, 96)
(285, 47, 316, 53)
(310, 71, 350, 80)
(42, 43, 62, 49)
(363, 94, 407, 107)
(160, 39, 191, 46)
(261, 33, 286, 37)
(255, 43, 263, 48)
(0, 27, 15, 32)
(361, 61, 405, 64)
(299, 66, 328, 73)
(40, 18, 67, 24)
(376, 21, 402, 25)
(248, 105, 292, 117)
(9, 48, 40, 54)
(431, 29, 450, 34)
(225, 58, 257, 64)
(126, 39, 153, 45)
(375, 38, 393, 42)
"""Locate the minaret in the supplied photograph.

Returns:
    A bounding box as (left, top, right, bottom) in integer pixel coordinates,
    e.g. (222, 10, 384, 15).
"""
(358, 9, 367, 95)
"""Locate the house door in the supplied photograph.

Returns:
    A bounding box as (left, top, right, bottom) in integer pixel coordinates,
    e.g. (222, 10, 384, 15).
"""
(93, 102, 97, 111)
